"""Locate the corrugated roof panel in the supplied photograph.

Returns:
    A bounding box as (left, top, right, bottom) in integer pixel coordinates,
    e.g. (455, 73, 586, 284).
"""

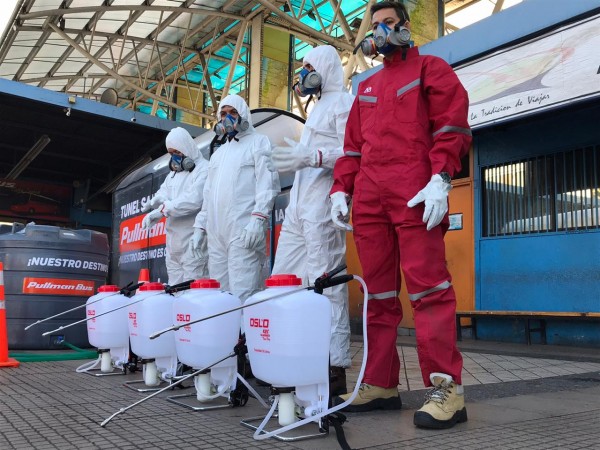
(30, 0, 63, 11)
(94, 17, 127, 34)
(65, 14, 95, 29)
(70, 0, 105, 7)
(55, 61, 88, 74)
(37, 42, 71, 59)
(42, 80, 67, 89)
(24, 61, 57, 77)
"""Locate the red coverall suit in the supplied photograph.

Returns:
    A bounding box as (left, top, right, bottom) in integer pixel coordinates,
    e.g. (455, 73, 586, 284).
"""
(331, 46, 472, 388)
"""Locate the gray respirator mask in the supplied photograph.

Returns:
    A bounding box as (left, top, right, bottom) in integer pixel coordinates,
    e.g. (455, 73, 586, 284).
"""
(354, 22, 411, 56)
(169, 153, 195, 172)
(214, 113, 250, 139)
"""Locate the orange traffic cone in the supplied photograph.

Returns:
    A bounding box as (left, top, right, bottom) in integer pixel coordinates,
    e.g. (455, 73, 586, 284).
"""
(138, 268, 150, 284)
(0, 262, 19, 368)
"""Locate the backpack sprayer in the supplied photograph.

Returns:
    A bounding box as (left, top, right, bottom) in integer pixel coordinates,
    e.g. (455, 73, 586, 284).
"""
(101, 265, 371, 449)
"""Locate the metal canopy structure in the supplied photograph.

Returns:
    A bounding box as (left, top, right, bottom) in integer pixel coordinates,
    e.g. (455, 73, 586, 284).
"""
(0, 1, 517, 122)
(0, 0, 377, 122)
(0, 0, 521, 224)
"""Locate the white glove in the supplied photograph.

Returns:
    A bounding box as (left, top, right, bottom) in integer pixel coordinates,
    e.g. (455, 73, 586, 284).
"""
(272, 137, 320, 172)
(189, 228, 207, 259)
(407, 174, 452, 231)
(141, 209, 163, 230)
(330, 191, 353, 231)
(239, 216, 266, 249)
(141, 194, 164, 213)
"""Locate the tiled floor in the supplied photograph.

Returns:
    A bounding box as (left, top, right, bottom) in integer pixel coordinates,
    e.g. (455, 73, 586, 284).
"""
(1, 339, 599, 449)
(345, 341, 600, 392)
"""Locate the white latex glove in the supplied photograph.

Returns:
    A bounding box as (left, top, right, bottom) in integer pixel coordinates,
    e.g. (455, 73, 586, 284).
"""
(141, 194, 165, 213)
(330, 191, 353, 231)
(189, 228, 207, 259)
(272, 137, 320, 172)
(239, 216, 266, 249)
(141, 209, 163, 230)
(407, 174, 452, 231)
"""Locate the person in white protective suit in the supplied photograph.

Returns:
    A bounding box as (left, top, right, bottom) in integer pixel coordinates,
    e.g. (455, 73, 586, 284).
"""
(190, 94, 280, 302)
(141, 127, 209, 285)
(271, 45, 354, 396)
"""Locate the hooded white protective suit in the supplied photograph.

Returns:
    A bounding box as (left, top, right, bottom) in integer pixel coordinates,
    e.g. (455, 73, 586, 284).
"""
(194, 95, 280, 301)
(271, 45, 354, 368)
(144, 127, 209, 285)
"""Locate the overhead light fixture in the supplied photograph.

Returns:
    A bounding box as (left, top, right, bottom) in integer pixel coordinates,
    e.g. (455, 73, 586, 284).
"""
(6, 135, 51, 180)
(307, 9, 316, 20)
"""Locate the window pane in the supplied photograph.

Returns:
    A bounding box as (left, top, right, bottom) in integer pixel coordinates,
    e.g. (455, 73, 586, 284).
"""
(482, 145, 600, 236)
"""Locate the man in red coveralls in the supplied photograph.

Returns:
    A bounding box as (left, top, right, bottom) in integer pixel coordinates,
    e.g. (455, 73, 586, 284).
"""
(330, 1, 472, 430)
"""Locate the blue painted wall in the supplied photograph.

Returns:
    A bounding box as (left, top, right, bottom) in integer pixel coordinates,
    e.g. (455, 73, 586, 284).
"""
(474, 101, 600, 346)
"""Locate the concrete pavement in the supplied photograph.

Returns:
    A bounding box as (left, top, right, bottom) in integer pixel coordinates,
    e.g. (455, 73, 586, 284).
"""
(0, 336, 599, 449)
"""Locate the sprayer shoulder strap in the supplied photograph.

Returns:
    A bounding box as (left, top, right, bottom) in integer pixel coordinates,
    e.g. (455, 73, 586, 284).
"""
(327, 412, 352, 450)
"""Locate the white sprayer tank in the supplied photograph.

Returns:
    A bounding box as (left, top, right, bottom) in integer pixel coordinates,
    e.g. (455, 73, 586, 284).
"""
(174, 279, 241, 369)
(128, 282, 175, 359)
(244, 274, 331, 388)
(86, 285, 130, 350)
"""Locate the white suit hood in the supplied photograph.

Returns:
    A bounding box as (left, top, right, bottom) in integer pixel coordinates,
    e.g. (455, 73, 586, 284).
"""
(303, 45, 344, 94)
(217, 94, 254, 138)
(165, 127, 201, 161)
(271, 44, 353, 367)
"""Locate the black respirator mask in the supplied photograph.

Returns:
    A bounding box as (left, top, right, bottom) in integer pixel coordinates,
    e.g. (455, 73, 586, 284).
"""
(354, 22, 411, 56)
(169, 153, 195, 172)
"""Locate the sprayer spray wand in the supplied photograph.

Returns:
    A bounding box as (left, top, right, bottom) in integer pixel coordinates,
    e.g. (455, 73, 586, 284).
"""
(149, 264, 351, 340)
(41, 280, 195, 337)
(24, 281, 144, 331)
(100, 351, 236, 427)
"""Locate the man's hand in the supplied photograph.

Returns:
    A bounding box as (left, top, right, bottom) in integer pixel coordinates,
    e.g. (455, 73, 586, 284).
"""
(272, 137, 320, 172)
(239, 216, 266, 249)
(330, 191, 353, 231)
(141, 209, 163, 230)
(407, 174, 452, 230)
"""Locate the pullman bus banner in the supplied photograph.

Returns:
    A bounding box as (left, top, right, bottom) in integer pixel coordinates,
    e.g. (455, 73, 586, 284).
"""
(456, 15, 600, 128)
(111, 171, 169, 286)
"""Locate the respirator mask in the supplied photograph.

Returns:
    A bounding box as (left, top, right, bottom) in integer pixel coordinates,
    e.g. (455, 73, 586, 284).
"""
(354, 22, 411, 56)
(169, 153, 195, 172)
(214, 113, 250, 139)
(293, 67, 322, 97)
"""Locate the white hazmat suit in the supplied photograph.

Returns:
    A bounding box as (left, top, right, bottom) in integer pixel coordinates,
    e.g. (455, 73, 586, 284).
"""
(141, 127, 209, 285)
(193, 95, 280, 301)
(271, 45, 354, 371)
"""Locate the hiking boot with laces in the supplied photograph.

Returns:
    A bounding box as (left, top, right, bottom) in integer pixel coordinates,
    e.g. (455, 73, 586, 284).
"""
(332, 383, 402, 412)
(414, 373, 467, 429)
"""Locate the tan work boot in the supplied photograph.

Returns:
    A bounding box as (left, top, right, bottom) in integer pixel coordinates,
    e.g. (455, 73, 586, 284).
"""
(332, 383, 402, 412)
(413, 373, 468, 429)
